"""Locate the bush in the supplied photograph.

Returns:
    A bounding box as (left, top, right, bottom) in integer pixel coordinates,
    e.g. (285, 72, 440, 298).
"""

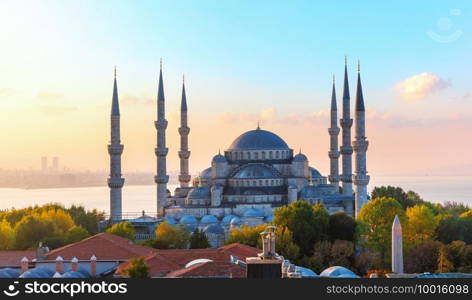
(121, 257, 150, 278)
(405, 241, 443, 273)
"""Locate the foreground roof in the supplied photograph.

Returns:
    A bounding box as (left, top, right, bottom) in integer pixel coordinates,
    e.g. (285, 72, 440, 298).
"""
(44, 233, 156, 260)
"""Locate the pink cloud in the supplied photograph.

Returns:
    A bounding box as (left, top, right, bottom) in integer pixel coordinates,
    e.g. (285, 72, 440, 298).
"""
(394, 72, 450, 101)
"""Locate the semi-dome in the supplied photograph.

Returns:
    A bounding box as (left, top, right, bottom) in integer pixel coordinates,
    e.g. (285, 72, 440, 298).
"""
(200, 215, 218, 224)
(200, 167, 212, 179)
(187, 186, 210, 199)
(233, 164, 279, 179)
(228, 129, 289, 151)
(243, 208, 264, 218)
(180, 215, 198, 224)
(212, 154, 227, 163)
(293, 153, 308, 162)
(309, 167, 323, 178)
(203, 224, 225, 235)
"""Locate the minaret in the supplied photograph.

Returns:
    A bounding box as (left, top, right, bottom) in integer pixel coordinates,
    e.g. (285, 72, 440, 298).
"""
(353, 62, 370, 215)
(340, 58, 353, 196)
(108, 67, 125, 222)
(155, 60, 169, 217)
(178, 75, 191, 187)
(392, 215, 404, 273)
(328, 75, 340, 188)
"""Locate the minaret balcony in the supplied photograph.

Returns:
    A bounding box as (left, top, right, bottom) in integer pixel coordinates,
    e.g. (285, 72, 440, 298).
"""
(178, 174, 191, 183)
(353, 174, 370, 186)
(340, 146, 353, 155)
(328, 150, 340, 159)
(340, 174, 353, 183)
(155, 147, 169, 156)
(340, 118, 353, 128)
(178, 127, 190, 135)
(108, 144, 124, 155)
(154, 120, 168, 130)
(328, 127, 340, 135)
(108, 177, 124, 188)
(328, 175, 340, 183)
(178, 150, 191, 159)
(352, 140, 369, 152)
(155, 175, 169, 184)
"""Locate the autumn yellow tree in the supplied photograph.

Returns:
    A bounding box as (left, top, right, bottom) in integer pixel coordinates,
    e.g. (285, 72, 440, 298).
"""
(0, 220, 15, 250)
(404, 205, 438, 251)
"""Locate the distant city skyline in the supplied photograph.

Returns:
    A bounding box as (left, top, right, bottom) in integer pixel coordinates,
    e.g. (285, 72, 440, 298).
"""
(0, 0, 471, 176)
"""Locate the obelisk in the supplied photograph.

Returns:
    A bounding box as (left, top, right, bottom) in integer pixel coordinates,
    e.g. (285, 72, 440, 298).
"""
(392, 215, 404, 273)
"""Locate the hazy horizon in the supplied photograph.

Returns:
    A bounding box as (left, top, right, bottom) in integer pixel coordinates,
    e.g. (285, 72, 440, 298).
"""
(1, 1, 471, 177)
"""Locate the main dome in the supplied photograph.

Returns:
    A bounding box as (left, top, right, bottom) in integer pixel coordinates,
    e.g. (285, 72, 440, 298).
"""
(227, 129, 289, 151)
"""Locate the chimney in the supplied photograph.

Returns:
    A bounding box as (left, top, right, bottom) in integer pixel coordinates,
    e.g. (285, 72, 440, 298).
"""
(246, 226, 282, 278)
(55, 256, 64, 274)
(20, 257, 29, 274)
(36, 242, 50, 261)
(71, 257, 78, 272)
(90, 255, 97, 277)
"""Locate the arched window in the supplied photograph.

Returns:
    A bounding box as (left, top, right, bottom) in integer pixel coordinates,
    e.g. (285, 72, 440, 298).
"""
(253, 180, 256, 186)
(265, 179, 268, 185)
(255, 152, 259, 159)
(269, 151, 273, 159)
(275, 151, 279, 159)
(246, 152, 251, 160)
(262, 151, 266, 159)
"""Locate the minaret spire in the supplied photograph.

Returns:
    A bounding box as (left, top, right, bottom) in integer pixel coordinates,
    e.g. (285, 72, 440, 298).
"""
(178, 74, 191, 187)
(328, 75, 340, 189)
(353, 64, 369, 216)
(108, 67, 124, 221)
(155, 60, 169, 217)
(340, 58, 354, 200)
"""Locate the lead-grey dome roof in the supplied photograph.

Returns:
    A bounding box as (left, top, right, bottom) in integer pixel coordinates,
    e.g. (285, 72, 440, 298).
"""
(187, 186, 210, 199)
(233, 164, 279, 179)
(203, 224, 225, 234)
(293, 153, 308, 162)
(200, 215, 218, 224)
(180, 215, 198, 224)
(212, 154, 227, 163)
(228, 129, 289, 151)
(243, 208, 264, 218)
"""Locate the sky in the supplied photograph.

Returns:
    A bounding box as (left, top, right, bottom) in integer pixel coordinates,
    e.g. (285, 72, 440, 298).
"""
(0, 0, 471, 176)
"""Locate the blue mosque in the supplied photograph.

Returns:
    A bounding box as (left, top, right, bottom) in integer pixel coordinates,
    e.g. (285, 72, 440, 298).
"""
(107, 59, 370, 246)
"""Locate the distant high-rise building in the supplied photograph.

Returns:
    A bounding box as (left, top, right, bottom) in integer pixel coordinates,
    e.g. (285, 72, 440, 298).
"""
(41, 156, 48, 172)
(52, 156, 59, 171)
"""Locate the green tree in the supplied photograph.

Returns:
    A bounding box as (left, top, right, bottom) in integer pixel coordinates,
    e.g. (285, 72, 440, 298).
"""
(121, 257, 150, 278)
(436, 216, 472, 244)
(358, 197, 405, 268)
(67, 205, 104, 234)
(14, 215, 58, 250)
(371, 186, 409, 208)
(273, 201, 329, 256)
(65, 226, 90, 244)
(0, 220, 15, 250)
(404, 205, 438, 251)
(330, 240, 355, 268)
(189, 228, 210, 249)
(328, 212, 356, 242)
(106, 222, 135, 240)
(154, 221, 189, 249)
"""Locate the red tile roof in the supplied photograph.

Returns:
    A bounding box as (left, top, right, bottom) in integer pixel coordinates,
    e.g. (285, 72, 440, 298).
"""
(116, 243, 260, 277)
(165, 261, 246, 278)
(0, 250, 36, 267)
(44, 233, 156, 260)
